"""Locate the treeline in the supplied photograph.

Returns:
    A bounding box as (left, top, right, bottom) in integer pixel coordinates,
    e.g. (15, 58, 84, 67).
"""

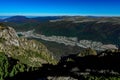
(0, 52, 37, 80)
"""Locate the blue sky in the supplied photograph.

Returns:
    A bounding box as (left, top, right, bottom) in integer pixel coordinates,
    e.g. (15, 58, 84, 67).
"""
(0, 0, 120, 16)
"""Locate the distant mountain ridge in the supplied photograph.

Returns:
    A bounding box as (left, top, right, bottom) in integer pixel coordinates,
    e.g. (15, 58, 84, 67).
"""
(0, 16, 62, 22)
(3, 16, 29, 22)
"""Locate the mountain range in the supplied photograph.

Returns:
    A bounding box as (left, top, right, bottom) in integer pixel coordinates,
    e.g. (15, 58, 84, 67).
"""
(0, 16, 120, 79)
(0, 16, 120, 46)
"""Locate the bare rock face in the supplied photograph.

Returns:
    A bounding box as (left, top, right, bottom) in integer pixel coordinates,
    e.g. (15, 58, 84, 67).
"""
(0, 26, 19, 46)
(0, 25, 56, 67)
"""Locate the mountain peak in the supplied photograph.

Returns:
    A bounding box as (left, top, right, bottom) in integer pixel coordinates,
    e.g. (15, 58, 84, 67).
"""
(3, 16, 29, 22)
(0, 25, 56, 67)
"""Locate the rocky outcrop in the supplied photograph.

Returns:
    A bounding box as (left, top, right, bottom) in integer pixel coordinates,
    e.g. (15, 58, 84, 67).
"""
(0, 25, 56, 67)
(78, 48, 97, 57)
(0, 26, 19, 47)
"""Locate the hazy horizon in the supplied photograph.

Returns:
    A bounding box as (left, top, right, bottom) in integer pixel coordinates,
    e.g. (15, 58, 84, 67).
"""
(0, 14, 120, 18)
